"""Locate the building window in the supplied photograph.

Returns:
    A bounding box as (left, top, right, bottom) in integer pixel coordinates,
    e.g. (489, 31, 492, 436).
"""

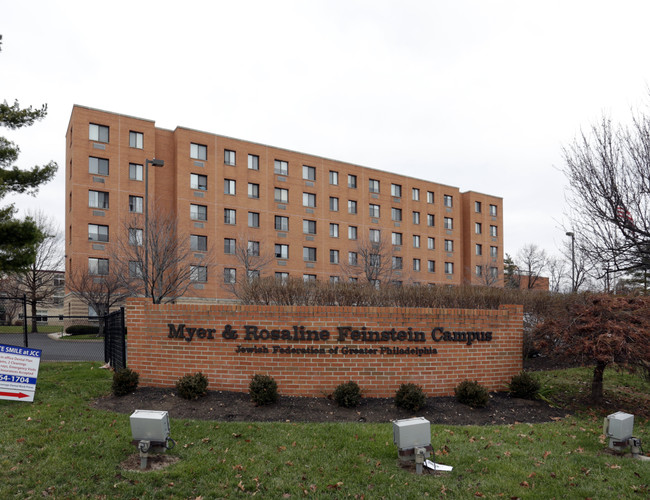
(190, 143, 207, 161)
(369, 204, 380, 218)
(88, 190, 109, 209)
(274, 159, 288, 175)
(275, 272, 289, 282)
(129, 131, 143, 149)
(88, 224, 108, 242)
(129, 163, 143, 181)
(329, 196, 339, 211)
(248, 241, 260, 256)
(476, 265, 483, 276)
(444, 217, 453, 230)
(391, 184, 402, 197)
(391, 208, 402, 222)
(427, 214, 435, 227)
(274, 188, 289, 203)
(330, 249, 339, 264)
(475, 222, 482, 234)
(129, 195, 143, 213)
(489, 204, 497, 216)
(329, 170, 338, 185)
(348, 251, 358, 266)
(303, 247, 316, 262)
(369, 179, 380, 193)
(191, 265, 207, 282)
(89, 157, 109, 176)
(490, 266, 498, 278)
(248, 211, 260, 228)
(369, 228, 380, 243)
(247, 183, 259, 199)
(445, 262, 454, 274)
(224, 238, 236, 254)
(129, 261, 143, 278)
(444, 195, 453, 208)
(348, 200, 357, 214)
(303, 192, 316, 208)
(392, 232, 402, 245)
(190, 204, 207, 221)
(89, 123, 109, 143)
(444, 239, 453, 252)
(392, 256, 403, 270)
(330, 275, 340, 283)
(348, 174, 357, 188)
(413, 235, 420, 248)
(302, 165, 316, 181)
(248, 154, 259, 170)
(224, 149, 236, 166)
(129, 228, 143, 246)
(348, 226, 357, 240)
(275, 244, 289, 259)
(428, 260, 435, 273)
(224, 209, 236, 225)
(275, 216, 289, 231)
(475, 201, 482, 213)
(427, 237, 435, 250)
(330, 223, 339, 238)
(88, 257, 109, 276)
(224, 179, 236, 195)
(303, 219, 317, 235)
(490, 225, 498, 237)
(191, 174, 207, 190)
(413, 258, 421, 271)
(224, 268, 236, 284)
(427, 191, 434, 204)
(190, 234, 207, 251)
(476, 244, 483, 256)
(303, 274, 317, 282)
(490, 246, 498, 258)
(412, 188, 420, 201)
(413, 211, 420, 225)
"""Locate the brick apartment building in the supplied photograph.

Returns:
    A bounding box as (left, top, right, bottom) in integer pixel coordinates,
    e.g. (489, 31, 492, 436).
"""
(64, 105, 503, 312)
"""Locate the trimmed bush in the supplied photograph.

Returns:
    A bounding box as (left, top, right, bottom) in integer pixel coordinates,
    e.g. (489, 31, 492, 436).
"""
(508, 371, 541, 399)
(176, 372, 209, 400)
(112, 368, 139, 396)
(333, 381, 362, 408)
(454, 380, 489, 408)
(394, 383, 426, 411)
(249, 374, 278, 406)
(65, 324, 100, 336)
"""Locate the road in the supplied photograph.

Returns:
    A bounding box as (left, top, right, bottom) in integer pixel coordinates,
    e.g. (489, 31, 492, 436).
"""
(0, 333, 105, 362)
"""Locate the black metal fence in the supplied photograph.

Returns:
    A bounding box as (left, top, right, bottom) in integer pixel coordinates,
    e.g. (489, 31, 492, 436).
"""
(105, 308, 127, 370)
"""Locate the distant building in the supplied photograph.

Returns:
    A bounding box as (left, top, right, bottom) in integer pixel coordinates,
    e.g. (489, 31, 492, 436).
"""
(64, 105, 504, 310)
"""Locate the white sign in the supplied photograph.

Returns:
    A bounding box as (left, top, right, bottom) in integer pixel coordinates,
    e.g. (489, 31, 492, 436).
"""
(0, 343, 42, 402)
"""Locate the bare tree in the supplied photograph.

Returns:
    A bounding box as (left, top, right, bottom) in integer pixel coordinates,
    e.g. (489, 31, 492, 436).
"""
(225, 234, 275, 299)
(471, 259, 501, 287)
(66, 266, 129, 318)
(546, 256, 566, 293)
(111, 207, 208, 304)
(342, 234, 396, 285)
(10, 211, 63, 332)
(515, 244, 548, 289)
(563, 105, 650, 278)
(559, 235, 595, 292)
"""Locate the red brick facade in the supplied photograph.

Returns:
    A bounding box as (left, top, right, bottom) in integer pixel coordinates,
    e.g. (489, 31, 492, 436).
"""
(127, 298, 523, 397)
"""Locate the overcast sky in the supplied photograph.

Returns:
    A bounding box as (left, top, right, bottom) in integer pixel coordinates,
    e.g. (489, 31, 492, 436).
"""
(4, 0, 650, 262)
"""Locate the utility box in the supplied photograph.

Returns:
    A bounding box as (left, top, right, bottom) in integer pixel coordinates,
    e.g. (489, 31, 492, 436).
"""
(130, 410, 171, 444)
(604, 411, 634, 450)
(393, 417, 431, 449)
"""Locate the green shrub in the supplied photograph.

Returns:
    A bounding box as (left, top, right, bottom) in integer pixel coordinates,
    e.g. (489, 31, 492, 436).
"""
(112, 368, 139, 396)
(454, 380, 489, 408)
(176, 372, 209, 400)
(394, 383, 426, 411)
(65, 324, 100, 336)
(508, 371, 541, 399)
(249, 374, 278, 406)
(333, 381, 362, 408)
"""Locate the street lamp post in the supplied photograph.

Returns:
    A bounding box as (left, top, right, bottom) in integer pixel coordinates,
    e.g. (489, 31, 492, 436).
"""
(566, 231, 575, 292)
(144, 158, 164, 298)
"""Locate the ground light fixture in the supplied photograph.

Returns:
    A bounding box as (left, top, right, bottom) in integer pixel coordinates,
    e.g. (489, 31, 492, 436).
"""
(603, 411, 649, 461)
(130, 410, 176, 469)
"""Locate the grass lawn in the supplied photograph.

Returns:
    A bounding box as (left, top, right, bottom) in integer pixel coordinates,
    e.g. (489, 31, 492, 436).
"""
(0, 325, 63, 334)
(0, 363, 648, 499)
